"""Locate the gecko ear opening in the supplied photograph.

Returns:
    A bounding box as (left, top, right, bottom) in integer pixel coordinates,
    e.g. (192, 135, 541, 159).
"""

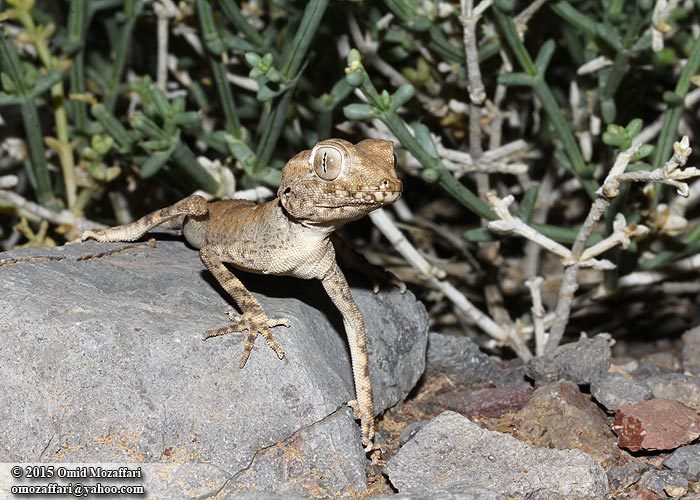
(310, 145, 343, 181)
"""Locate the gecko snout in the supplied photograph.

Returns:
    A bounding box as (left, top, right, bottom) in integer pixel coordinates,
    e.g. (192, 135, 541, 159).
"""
(379, 177, 403, 193)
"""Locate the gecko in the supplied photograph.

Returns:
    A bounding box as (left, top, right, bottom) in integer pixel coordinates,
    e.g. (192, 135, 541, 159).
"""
(81, 138, 404, 453)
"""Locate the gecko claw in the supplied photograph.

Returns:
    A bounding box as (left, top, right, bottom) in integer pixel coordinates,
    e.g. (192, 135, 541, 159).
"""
(364, 267, 406, 294)
(347, 399, 361, 419)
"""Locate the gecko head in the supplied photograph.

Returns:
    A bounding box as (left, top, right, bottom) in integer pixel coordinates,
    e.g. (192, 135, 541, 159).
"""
(278, 138, 402, 225)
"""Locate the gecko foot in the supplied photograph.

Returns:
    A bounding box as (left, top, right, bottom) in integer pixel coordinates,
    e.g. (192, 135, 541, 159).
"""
(348, 399, 377, 452)
(363, 265, 407, 294)
(203, 312, 290, 368)
(80, 228, 108, 242)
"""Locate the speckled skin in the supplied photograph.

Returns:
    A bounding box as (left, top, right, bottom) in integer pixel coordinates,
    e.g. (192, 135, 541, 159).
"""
(81, 138, 403, 453)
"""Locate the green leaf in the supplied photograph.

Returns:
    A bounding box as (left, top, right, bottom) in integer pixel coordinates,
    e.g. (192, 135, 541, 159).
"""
(602, 131, 624, 146)
(632, 144, 654, 161)
(345, 70, 365, 87)
(244, 52, 261, 67)
(1, 72, 16, 94)
(380, 89, 392, 109)
(421, 168, 440, 183)
(463, 227, 497, 242)
(595, 22, 623, 52)
(343, 103, 376, 121)
(625, 118, 643, 138)
(663, 91, 684, 106)
(535, 40, 556, 74)
(391, 84, 415, 108)
(517, 186, 539, 222)
(226, 134, 256, 166)
(256, 83, 287, 102)
(139, 151, 171, 177)
(498, 73, 537, 87)
(601, 98, 616, 124)
(175, 111, 201, 126)
(412, 122, 439, 158)
(142, 139, 173, 151)
(0, 91, 21, 106)
(151, 87, 171, 117)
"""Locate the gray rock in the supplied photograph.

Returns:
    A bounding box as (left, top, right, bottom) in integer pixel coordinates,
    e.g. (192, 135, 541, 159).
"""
(664, 444, 700, 480)
(0, 240, 429, 496)
(399, 421, 428, 446)
(373, 491, 506, 500)
(525, 491, 564, 500)
(491, 362, 530, 389)
(639, 352, 682, 372)
(644, 372, 700, 409)
(386, 411, 608, 498)
(220, 407, 366, 497)
(591, 374, 653, 411)
(426, 332, 496, 385)
(0, 462, 231, 498)
(607, 461, 652, 490)
(633, 362, 673, 379)
(525, 335, 611, 386)
(638, 469, 688, 498)
(683, 325, 700, 375)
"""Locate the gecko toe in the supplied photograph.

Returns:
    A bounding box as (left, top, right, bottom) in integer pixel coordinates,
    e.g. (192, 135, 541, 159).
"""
(268, 317, 291, 328)
(238, 332, 257, 368)
(205, 312, 289, 366)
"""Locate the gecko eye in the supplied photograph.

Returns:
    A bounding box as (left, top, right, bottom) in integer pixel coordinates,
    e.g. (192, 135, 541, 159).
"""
(312, 146, 343, 181)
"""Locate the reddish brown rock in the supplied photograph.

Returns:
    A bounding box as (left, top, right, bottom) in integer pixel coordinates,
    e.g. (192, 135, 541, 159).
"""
(612, 399, 700, 452)
(513, 381, 624, 464)
(435, 386, 533, 418)
(632, 488, 662, 500)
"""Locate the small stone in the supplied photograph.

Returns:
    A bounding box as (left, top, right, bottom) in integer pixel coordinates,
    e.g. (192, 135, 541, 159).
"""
(632, 489, 662, 500)
(426, 332, 497, 385)
(591, 374, 653, 412)
(644, 373, 700, 410)
(525, 490, 564, 500)
(513, 381, 622, 464)
(638, 469, 688, 498)
(683, 326, 700, 375)
(435, 386, 533, 418)
(607, 461, 652, 490)
(612, 357, 639, 373)
(663, 444, 700, 480)
(398, 421, 428, 446)
(666, 485, 689, 497)
(525, 335, 611, 386)
(612, 399, 700, 452)
(633, 362, 673, 379)
(639, 352, 682, 372)
(373, 489, 506, 499)
(387, 411, 608, 498)
(492, 361, 531, 389)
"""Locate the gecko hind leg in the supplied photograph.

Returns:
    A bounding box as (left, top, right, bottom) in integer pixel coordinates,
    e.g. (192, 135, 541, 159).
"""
(200, 245, 291, 368)
(81, 195, 208, 242)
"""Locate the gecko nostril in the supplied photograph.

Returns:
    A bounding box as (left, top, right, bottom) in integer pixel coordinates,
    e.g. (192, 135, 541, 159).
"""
(283, 187, 292, 195)
(380, 179, 390, 189)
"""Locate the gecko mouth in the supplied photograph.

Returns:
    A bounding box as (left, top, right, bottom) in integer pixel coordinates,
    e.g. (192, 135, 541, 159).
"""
(316, 190, 402, 208)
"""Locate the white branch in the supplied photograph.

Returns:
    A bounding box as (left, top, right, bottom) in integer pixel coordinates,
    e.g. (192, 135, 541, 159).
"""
(370, 208, 514, 346)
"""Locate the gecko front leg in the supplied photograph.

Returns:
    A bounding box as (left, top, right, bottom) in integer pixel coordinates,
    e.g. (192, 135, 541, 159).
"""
(82, 195, 208, 242)
(321, 262, 376, 452)
(199, 245, 290, 368)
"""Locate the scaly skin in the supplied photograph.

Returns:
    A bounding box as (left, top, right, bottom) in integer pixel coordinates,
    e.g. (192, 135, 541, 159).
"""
(81, 138, 404, 454)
